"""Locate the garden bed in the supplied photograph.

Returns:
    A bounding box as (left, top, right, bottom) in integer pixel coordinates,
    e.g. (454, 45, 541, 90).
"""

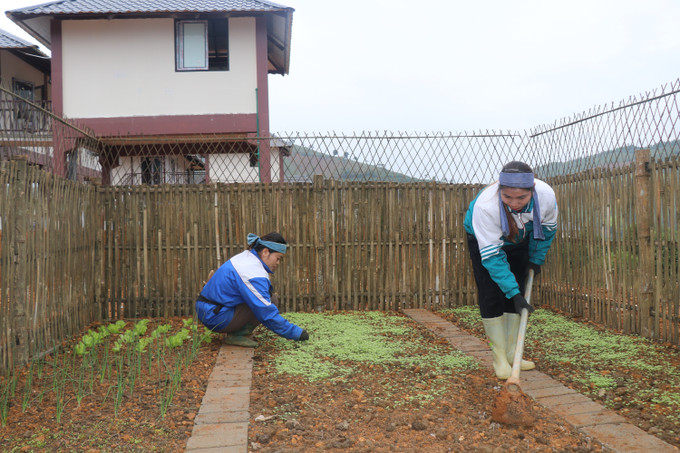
(436, 307, 680, 449)
(247, 311, 611, 452)
(0, 317, 220, 452)
(2, 308, 678, 452)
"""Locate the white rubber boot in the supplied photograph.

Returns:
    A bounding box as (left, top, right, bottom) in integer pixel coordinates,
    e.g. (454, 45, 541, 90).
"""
(481, 316, 512, 379)
(504, 312, 535, 371)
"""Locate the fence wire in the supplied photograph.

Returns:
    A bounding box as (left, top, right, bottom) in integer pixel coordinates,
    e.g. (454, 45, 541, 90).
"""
(1, 79, 679, 185)
(530, 79, 680, 178)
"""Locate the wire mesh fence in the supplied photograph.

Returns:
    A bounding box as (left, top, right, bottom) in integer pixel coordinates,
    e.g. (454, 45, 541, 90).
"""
(529, 79, 680, 179)
(1, 79, 679, 185)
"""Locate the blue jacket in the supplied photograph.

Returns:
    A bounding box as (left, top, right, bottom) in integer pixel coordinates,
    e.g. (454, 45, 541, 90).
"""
(195, 249, 303, 340)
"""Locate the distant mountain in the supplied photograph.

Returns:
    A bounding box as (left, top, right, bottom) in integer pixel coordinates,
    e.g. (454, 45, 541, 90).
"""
(282, 144, 419, 183)
(535, 140, 680, 178)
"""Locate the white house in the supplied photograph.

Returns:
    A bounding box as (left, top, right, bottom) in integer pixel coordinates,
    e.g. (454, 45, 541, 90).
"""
(7, 0, 294, 184)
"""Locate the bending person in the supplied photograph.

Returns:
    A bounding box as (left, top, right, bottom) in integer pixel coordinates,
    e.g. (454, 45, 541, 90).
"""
(195, 232, 309, 347)
(464, 161, 558, 379)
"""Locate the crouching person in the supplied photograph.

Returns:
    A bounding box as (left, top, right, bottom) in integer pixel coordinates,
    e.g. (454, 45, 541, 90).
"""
(195, 232, 309, 347)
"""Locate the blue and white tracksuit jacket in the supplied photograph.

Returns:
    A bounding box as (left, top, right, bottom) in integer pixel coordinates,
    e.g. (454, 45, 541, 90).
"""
(195, 249, 303, 340)
(464, 179, 558, 299)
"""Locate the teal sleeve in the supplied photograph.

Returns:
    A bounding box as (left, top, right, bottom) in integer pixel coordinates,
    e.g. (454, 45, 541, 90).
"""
(481, 252, 521, 299)
(528, 226, 556, 265)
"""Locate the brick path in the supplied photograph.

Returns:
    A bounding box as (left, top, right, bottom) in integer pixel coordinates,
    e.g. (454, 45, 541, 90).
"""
(404, 308, 679, 453)
(185, 310, 679, 452)
(185, 345, 253, 453)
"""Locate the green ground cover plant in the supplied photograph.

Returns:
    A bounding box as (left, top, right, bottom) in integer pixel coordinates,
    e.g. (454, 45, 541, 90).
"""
(438, 306, 680, 447)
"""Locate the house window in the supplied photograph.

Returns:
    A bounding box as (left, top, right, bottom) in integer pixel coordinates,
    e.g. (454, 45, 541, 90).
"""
(176, 19, 229, 71)
(141, 158, 162, 184)
(13, 79, 35, 101)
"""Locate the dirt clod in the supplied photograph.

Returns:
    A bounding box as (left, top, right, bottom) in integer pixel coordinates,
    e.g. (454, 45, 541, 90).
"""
(491, 387, 536, 426)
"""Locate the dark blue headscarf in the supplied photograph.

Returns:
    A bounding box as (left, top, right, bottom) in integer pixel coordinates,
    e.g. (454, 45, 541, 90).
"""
(247, 233, 287, 254)
(498, 172, 544, 240)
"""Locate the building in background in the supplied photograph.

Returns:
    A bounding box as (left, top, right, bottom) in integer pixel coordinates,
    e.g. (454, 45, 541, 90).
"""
(0, 27, 54, 165)
(7, 0, 294, 184)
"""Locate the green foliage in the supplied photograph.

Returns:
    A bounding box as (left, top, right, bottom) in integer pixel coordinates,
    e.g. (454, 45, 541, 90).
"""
(439, 306, 680, 415)
(133, 319, 150, 336)
(440, 306, 480, 330)
(165, 328, 190, 349)
(0, 317, 217, 427)
(106, 320, 127, 335)
(150, 324, 172, 339)
(574, 372, 617, 391)
(261, 311, 477, 382)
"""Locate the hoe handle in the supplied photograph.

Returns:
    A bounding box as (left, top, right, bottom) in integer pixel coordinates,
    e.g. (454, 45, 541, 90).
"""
(509, 269, 534, 382)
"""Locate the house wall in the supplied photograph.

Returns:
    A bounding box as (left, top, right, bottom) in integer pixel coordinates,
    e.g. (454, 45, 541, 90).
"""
(209, 148, 282, 183)
(111, 155, 199, 186)
(61, 17, 257, 118)
(0, 50, 50, 100)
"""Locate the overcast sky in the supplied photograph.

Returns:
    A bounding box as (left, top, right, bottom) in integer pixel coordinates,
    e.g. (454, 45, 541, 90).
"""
(2, 0, 679, 133)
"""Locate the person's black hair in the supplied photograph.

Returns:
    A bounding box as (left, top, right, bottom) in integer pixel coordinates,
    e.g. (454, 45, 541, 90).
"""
(500, 161, 533, 175)
(249, 232, 287, 253)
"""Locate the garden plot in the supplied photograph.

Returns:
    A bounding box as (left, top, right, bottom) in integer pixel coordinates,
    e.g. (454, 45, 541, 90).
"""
(248, 311, 609, 452)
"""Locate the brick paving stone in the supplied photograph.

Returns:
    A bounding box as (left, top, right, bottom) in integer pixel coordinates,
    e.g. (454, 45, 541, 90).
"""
(185, 447, 244, 453)
(194, 410, 249, 425)
(200, 387, 251, 410)
(536, 392, 594, 408)
(450, 339, 488, 352)
(186, 345, 254, 453)
(582, 423, 679, 453)
(205, 368, 253, 384)
(549, 399, 608, 416)
(212, 362, 252, 371)
(520, 369, 555, 382)
(524, 384, 576, 398)
(185, 422, 248, 450)
(561, 410, 627, 428)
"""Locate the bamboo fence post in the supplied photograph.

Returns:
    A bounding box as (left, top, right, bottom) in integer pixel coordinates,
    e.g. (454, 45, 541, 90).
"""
(635, 149, 654, 339)
(313, 175, 325, 312)
(11, 156, 29, 367)
(92, 180, 104, 322)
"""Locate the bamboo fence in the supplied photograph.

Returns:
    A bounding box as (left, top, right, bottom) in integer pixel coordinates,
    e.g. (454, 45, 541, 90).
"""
(3, 150, 680, 372)
(544, 151, 680, 344)
(2, 79, 680, 372)
(0, 157, 99, 372)
(96, 176, 481, 320)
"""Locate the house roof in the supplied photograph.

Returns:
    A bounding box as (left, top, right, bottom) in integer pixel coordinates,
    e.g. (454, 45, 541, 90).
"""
(6, 0, 294, 74)
(0, 28, 50, 73)
(0, 28, 46, 54)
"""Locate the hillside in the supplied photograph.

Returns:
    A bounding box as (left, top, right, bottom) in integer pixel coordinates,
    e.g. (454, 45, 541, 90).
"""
(535, 139, 680, 178)
(282, 144, 419, 183)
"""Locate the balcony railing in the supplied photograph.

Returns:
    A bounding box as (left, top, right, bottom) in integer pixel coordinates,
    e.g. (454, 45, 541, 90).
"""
(0, 99, 52, 134)
(117, 171, 207, 186)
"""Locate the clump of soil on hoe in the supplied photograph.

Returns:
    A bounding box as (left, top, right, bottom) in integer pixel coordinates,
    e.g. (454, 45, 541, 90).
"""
(492, 383, 536, 427)
(248, 313, 608, 452)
